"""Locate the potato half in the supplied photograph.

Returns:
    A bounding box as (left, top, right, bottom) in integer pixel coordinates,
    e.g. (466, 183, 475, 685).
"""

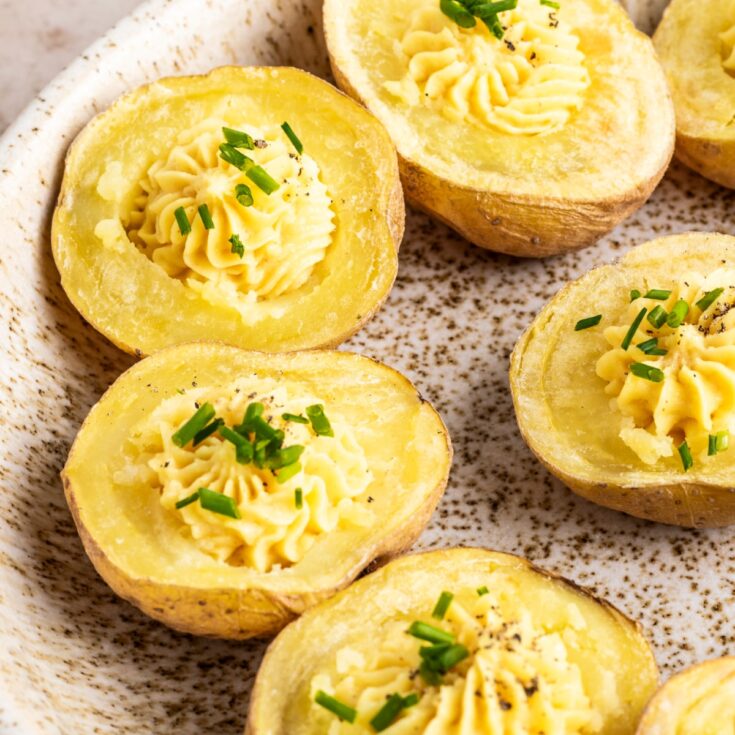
(323, 0, 674, 257)
(62, 343, 451, 638)
(654, 0, 735, 188)
(247, 548, 659, 734)
(636, 657, 735, 735)
(52, 66, 403, 356)
(511, 232, 735, 528)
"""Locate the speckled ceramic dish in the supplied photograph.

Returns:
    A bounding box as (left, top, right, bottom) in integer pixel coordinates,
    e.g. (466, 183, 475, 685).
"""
(0, 0, 731, 733)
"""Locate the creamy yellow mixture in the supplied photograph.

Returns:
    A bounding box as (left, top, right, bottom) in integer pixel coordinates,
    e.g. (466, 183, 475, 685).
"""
(720, 22, 735, 74)
(116, 378, 373, 572)
(383, 0, 590, 135)
(596, 271, 735, 465)
(311, 591, 607, 734)
(676, 672, 735, 735)
(99, 118, 335, 320)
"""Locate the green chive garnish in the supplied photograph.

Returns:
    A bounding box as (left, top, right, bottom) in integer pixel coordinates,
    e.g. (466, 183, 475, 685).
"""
(696, 288, 725, 312)
(540, 0, 560, 7)
(275, 462, 301, 483)
(295, 488, 303, 509)
(647, 305, 668, 329)
(621, 308, 647, 350)
(223, 127, 255, 150)
(709, 431, 730, 456)
(247, 165, 280, 195)
(306, 404, 334, 437)
(477, 586, 489, 596)
(630, 362, 665, 383)
(708, 434, 718, 456)
(418, 641, 470, 684)
(435, 643, 469, 670)
(198, 203, 215, 230)
(440, 0, 477, 27)
(282, 412, 309, 424)
(172, 403, 216, 447)
(630, 289, 642, 302)
(678, 441, 693, 472)
(174, 206, 191, 236)
(281, 122, 304, 155)
(265, 445, 305, 470)
(432, 591, 454, 620)
(235, 184, 254, 207)
(229, 234, 245, 258)
(575, 315, 602, 331)
(219, 143, 248, 169)
(175, 490, 201, 510)
(193, 418, 224, 446)
(402, 693, 419, 708)
(407, 621, 455, 645)
(666, 299, 689, 328)
(644, 289, 672, 301)
(370, 694, 406, 732)
(198, 487, 240, 519)
(636, 338, 667, 356)
(314, 691, 357, 724)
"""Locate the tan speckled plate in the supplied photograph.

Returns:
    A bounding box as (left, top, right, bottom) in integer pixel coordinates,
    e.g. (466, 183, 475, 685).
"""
(0, 0, 731, 733)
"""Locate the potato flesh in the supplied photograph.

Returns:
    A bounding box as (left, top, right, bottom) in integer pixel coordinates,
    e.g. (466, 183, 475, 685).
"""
(382, 0, 589, 136)
(116, 376, 373, 573)
(310, 590, 604, 734)
(675, 674, 735, 735)
(594, 271, 735, 467)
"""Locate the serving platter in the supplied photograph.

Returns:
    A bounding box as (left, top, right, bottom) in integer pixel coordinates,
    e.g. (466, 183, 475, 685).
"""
(0, 0, 731, 733)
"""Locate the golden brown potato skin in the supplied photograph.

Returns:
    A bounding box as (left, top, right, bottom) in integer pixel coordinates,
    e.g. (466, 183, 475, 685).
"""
(324, 0, 675, 257)
(246, 548, 659, 735)
(636, 657, 735, 734)
(510, 232, 735, 528)
(62, 344, 452, 639)
(654, 0, 735, 189)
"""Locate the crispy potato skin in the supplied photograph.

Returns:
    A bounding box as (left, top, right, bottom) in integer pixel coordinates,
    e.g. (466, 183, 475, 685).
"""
(62, 344, 452, 639)
(245, 547, 659, 735)
(510, 232, 735, 528)
(324, 0, 675, 257)
(51, 66, 404, 356)
(636, 657, 735, 734)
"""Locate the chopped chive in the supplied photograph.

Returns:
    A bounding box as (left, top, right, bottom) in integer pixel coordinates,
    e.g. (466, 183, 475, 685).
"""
(306, 404, 334, 437)
(432, 591, 454, 620)
(175, 490, 201, 510)
(236, 441, 254, 464)
(709, 431, 730, 456)
(247, 165, 280, 195)
(621, 308, 647, 350)
(314, 691, 357, 724)
(281, 122, 304, 155)
(436, 643, 469, 671)
(440, 0, 477, 27)
(198, 203, 215, 230)
(644, 289, 672, 301)
(696, 288, 725, 312)
(295, 488, 303, 509)
(419, 660, 443, 686)
(193, 417, 224, 446)
(478, 0, 518, 10)
(630, 289, 642, 302)
(477, 586, 489, 596)
(540, 0, 560, 7)
(481, 11, 505, 38)
(666, 299, 689, 328)
(678, 441, 693, 472)
(575, 314, 602, 331)
(708, 434, 718, 457)
(229, 234, 245, 258)
(647, 305, 668, 329)
(407, 621, 455, 645)
(265, 445, 305, 470)
(275, 462, 301, 484)
(370, 693, 406, 732)
(282, 412, 309, 424)
(245, 402, 265, 422)
(219, 426, 248, 447)
(219, 143, 248, 169)
(235, 184, 253, 207)
(222, 127, 255, 150)
(198, 487, 240, 519)
(172, 403, 216, 447)
(630, 362, 665, 383)
(636, 338, 659, 353)
(174, 206, 191, 236)
(402, 693, 419, 708)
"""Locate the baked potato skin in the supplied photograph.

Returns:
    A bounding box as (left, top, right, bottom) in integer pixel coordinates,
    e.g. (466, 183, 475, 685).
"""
(510, 232, 735, 528)
(61, 344, 452, 639)
(635, 657, 735, 734)
(52, 66, 404, 357)
(246, 547, 659, 735)
(324, 0, 674, 258)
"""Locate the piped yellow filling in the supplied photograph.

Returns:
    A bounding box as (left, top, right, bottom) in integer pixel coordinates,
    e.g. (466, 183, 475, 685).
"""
(383, 0, 590, 135)
(676, 671, 735, 735)
(310, 591, 607, 734)
(116, 378, 373, 573)
(596, 271, 735, 465)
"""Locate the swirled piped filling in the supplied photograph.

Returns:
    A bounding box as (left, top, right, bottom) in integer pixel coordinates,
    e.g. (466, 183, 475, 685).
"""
(676, 669, 735, 735)
(310, 589, 607, 733)
(116, 378, 374, 573)
(119, 119, 335, 316)
(720, 22, 735, 75)
(594, 270, 735, 467)
(383, 0, 590, 135)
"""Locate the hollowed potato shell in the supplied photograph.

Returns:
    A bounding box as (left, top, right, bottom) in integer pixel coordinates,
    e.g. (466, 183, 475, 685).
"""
(62, 343, 452, 639)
